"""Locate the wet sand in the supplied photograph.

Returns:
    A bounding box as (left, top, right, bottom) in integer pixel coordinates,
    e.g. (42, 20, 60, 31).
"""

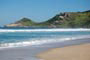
(37, 43, 90, 60)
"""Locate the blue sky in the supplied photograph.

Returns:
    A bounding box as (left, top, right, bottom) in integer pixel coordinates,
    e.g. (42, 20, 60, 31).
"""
(0, 0, 90, 26)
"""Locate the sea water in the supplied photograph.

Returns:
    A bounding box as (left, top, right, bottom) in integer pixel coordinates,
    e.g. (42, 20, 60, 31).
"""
(0, 28, 90, 48)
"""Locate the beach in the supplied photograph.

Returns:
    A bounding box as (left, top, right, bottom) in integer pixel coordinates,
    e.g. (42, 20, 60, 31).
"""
(0, 38, 90, 60)
(0, 0, 90, 60)
(37, 43, 90, 60)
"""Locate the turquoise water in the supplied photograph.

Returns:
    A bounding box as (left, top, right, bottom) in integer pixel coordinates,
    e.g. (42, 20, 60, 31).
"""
(0, 29, 90, 47)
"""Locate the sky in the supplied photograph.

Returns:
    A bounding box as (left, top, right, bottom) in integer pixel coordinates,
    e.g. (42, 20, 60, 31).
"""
(0, 0, 90, 26)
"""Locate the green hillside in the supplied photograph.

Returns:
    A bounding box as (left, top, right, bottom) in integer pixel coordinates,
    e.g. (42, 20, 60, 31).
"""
(5, 10, 90, 28)
(15, 18, 36, 26)
(43, 10, 90, 28)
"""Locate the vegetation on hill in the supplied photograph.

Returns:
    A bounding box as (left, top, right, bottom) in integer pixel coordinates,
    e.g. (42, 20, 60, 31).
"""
(15, 18, 36, 26)
(5, 10, 90, 28)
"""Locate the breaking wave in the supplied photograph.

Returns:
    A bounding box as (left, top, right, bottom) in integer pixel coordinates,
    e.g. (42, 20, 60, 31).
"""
(0, 35, 90, 49)
(0, 28, 90, 32)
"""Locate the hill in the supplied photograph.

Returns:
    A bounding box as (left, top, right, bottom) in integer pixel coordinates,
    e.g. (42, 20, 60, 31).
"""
(5, 10, 90, 28)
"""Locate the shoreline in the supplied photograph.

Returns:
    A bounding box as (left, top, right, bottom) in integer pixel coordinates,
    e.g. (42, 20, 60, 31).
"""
(37, 43, 90, 60)
(0, 38, 90, 60)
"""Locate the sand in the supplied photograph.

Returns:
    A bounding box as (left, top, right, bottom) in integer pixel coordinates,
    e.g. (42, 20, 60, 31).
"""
(37, 43, 90, 60)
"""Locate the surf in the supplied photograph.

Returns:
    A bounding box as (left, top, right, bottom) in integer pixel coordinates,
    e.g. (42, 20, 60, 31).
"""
(0, 28, 90, 32)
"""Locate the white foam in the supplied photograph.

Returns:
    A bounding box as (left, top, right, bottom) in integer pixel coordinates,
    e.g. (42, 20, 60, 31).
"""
(0, 28, 90, 32)
(0, 35, 90, 49)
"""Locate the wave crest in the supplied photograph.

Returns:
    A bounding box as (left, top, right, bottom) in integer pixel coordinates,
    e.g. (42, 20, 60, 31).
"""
(0, 35, 90, 49)
(0, 29, 90, 32)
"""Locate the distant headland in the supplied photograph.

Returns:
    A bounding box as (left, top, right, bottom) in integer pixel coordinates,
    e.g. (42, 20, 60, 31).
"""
(4, 10, 90, 28)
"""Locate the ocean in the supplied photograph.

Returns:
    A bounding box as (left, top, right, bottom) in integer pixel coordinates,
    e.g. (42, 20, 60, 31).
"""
(0, 28, 90, 49)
